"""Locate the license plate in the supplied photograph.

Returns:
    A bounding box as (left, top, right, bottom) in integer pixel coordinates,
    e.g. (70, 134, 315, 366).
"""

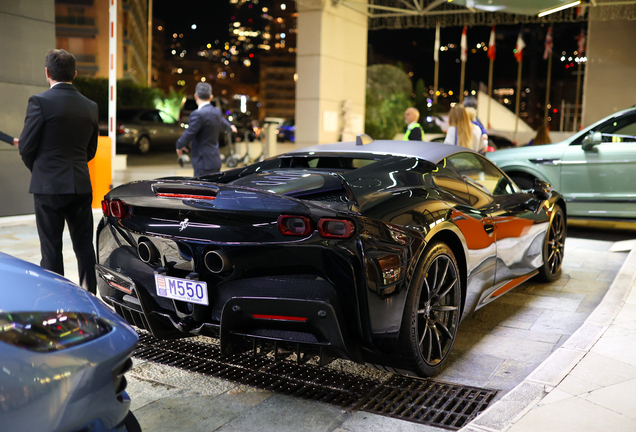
(154, 274, 209, 306)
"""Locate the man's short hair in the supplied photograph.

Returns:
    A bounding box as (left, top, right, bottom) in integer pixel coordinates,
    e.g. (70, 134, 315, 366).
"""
(463, 96, 478, 109)
(406, 107, 420, 121)
(45, 49, 76, 82)
(195, 82, 212, 100)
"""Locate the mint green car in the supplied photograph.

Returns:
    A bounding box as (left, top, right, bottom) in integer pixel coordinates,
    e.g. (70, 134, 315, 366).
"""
(487, 107, 636, 219)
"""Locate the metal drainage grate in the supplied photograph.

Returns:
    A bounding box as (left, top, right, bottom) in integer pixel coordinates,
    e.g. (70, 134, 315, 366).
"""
(133, 332, 496, 430)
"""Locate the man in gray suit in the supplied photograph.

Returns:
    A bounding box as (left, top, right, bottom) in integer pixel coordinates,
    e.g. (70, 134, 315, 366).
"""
(176, 83, 234, 177)
(19, 49, 98, 293)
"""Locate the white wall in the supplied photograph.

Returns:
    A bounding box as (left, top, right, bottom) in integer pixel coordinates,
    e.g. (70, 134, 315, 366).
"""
(296, 0, 368, 147)
(583, 19, 636, 127)
(0, 0, 54, 216)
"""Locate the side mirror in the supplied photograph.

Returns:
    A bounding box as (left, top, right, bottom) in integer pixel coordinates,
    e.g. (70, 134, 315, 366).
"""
(582, 131, 602, 151)
(532, 179, 552, 201)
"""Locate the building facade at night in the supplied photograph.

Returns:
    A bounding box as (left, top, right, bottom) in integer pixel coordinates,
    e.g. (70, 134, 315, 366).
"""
(54, 0, 149, 85)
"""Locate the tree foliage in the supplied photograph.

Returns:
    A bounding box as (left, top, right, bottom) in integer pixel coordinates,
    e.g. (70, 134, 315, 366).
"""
(365, 64, 412, 139)
(155, 87, 186, 121)
(73, 77, 164, 120)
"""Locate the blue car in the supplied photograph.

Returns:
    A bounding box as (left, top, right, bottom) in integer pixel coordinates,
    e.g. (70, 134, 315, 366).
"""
(277, 120, 295, 142)
(0, 253, 140, 432)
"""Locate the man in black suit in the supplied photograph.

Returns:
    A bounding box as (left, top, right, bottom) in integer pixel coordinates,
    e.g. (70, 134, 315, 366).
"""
(19, 49, 98, 294)
(176, 82, 233, 177)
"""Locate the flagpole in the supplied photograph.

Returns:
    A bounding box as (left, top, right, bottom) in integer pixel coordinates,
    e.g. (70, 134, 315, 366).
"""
(487, 26, 495, 130)
(514, 56, 523, 143)
(459, 26, 467, 104)
(460, 61, 465, 104)
(433, 23, 440, 105)
(574, 60, 583, 131)
(544, 50, 553, 128)
(487, 57, 493, 129)
(434, 58, 439, 105)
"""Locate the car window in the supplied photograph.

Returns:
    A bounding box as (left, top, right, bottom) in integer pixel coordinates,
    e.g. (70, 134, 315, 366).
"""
(182, 98, 198, 111)
(447, 153, 518, 197)
(287, 157, 377, 170)
(432, 161, 471, 204)
(158, 111, 176, 124)
(140, 111, 162, 123)
(572, 113, 636, 144)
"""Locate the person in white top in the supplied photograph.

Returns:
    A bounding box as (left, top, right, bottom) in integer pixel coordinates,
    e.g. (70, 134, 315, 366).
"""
(464, 106, 488, 153)
(444, 105, 487, 153)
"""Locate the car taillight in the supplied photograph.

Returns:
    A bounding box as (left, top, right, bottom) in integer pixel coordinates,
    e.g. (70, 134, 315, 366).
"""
(277, 215, 313, 236)
(102, 199, 130, 219)
(116, 123, 125, 134)
(317, 218, 355, 239)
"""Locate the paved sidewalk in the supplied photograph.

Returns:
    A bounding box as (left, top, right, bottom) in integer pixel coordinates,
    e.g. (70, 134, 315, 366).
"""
(463, 245, 636, 432)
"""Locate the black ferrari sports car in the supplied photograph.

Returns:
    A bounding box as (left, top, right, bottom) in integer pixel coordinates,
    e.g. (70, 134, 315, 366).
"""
(96, 136, 566, 377)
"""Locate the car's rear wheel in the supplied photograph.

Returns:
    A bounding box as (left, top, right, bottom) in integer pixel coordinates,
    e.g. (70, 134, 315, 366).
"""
(136, 135, 151, 154)
(536, 204, 566, 282)
(397, 241, 461, 377)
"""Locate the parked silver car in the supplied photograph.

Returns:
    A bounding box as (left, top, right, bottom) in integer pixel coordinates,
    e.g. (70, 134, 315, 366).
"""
(0, 253, 140, 432)
(117, 108, 187, 154)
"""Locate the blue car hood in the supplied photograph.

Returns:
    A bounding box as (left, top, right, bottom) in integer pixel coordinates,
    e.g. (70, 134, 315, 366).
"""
(0, 252, 98, 315)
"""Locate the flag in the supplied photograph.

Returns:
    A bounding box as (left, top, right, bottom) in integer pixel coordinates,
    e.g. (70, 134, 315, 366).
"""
(577, 30, 586, 57)
(514, 31, 525, 63)
(460, 26, 467, 62)
(543, 26, 553, 60)
(434, 23, 440, 62)
(487, 26, 496, 61)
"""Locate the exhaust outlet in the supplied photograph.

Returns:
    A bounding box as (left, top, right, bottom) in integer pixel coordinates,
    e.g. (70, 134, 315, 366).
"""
(138, 239, 160, 263)
(205, 250, 233, 273)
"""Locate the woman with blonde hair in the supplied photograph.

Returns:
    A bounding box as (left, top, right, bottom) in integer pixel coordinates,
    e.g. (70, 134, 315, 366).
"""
(528, 124, 552, 146)
(444, 105, 485, 152)
(464, 106, 489, 152)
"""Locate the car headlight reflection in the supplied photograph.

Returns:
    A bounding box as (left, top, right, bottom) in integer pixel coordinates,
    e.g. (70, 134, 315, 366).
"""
(0, 312, 112, 352)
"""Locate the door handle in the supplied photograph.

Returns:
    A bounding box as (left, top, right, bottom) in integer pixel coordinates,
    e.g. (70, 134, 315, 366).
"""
(484, 223, 495, 235)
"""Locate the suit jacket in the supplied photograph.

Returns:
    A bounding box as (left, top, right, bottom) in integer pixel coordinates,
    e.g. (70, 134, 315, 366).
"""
(176, 103, 231, 176)
(0, 130, 14, 145)
(19, 83, 98, 195)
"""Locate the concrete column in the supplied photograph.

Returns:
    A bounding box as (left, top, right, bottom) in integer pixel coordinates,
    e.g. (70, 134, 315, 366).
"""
(0, 0, 54, 216)
(583, 19, 636, 126)
(296, 0, 368, 147)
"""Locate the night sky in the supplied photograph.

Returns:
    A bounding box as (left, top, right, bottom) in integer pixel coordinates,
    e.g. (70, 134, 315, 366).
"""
(153, 0, 233, 49)
(154, 1, 588, 125)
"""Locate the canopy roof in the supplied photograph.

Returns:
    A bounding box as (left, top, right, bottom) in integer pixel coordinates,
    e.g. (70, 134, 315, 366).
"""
(317, 0, 636, 29)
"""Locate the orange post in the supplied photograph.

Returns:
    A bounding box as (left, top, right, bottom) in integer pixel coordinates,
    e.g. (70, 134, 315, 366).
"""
(88, 136, 112, 208)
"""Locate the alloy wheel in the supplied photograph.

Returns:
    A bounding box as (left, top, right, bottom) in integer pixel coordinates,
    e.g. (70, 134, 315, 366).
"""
(417, 254, 460, 365)
(546, 209, 565, 276)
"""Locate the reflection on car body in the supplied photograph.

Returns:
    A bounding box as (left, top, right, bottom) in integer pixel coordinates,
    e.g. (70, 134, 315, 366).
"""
(96, 138, 565, 377)
(0, 253, 140, 432)
(487, 106, 636, 219)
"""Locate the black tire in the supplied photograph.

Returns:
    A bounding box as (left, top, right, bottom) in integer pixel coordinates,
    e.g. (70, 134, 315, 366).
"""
(123, 411, 141, 432)
(136, 135, 151, 154)
(226, 156, 239, 168)
(396, 241, 462, 377)
(536, 204, 566, 282)
(510, 173, 535, 190)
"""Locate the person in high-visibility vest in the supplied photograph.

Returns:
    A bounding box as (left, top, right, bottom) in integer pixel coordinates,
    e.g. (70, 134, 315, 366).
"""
(403, 107, 424, 141)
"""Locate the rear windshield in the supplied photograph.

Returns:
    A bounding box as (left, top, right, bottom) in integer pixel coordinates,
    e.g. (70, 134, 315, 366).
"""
(118, 110, 141, 121)
(280, 156, 379, 170)
(182, 99, 198, 111)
